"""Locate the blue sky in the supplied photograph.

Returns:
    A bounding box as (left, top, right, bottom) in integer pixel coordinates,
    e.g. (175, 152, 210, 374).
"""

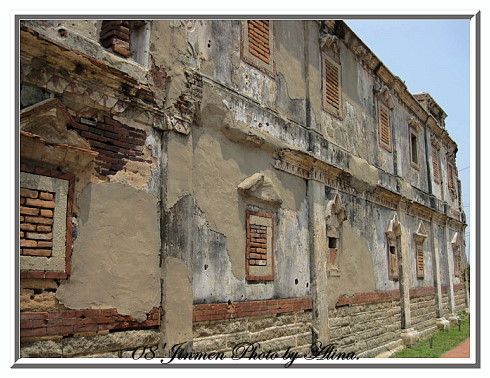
(345, 19, 471, 258)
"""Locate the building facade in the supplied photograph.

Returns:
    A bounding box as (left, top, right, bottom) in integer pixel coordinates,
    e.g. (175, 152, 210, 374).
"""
(19, 19, 468, 359)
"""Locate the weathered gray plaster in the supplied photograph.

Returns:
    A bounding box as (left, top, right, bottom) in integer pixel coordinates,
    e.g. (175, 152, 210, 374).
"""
(308, 179, 329, 345)
(166, 131, 193, 209)
(56, 182, 160, 321)
(327, 221, 376, 309)
(162, 257, 193, 348)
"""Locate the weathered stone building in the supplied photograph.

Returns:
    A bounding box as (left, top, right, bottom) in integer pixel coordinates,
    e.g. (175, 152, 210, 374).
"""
(18, 19, 468, 359)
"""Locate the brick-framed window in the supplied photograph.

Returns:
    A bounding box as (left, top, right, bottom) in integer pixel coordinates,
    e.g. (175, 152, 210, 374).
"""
(20, 164, 75, 279)
(246, 209, 274, 281)
(99, 20, 150, 67)
(378, 103, 392, 152)
(241, 20, 274, 77)
(322, 56, 342, 119)
(432, 144, 441, 183)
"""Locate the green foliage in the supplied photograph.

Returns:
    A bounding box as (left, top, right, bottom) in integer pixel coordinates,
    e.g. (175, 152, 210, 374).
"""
(390, 315, 470, 358)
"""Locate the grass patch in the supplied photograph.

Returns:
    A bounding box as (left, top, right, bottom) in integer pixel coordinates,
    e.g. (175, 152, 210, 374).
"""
(390, 313, 470, 358)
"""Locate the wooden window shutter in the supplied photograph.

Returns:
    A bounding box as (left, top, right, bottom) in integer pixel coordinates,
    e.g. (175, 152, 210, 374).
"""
(379, 105, 391, 147)
(416, 244, 424, 278)
(432, 148, 440, 181)
(325, 60, 340, 111)
(247, 20, 270, 64)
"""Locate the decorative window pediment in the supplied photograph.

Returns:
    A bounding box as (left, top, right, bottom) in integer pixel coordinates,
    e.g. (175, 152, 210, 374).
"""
(408, 116, 423, 133)
(21, 98, 89, 149)
(375, 85, 395, 110)
(386, 213, 402, 240)
(413, 221, 428, 243)
(319, 32, 340, 55)
(237, 173, 282, 206)
(451, 232, 462, 246)
(325, 193, 347, 228)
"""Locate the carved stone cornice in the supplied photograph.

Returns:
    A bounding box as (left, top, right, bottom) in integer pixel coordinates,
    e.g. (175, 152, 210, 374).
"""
(407, 201, 433, 221)
(408, 117, 423, 133)
(274, 148, 466, 231)
(20, 26, 190, 136)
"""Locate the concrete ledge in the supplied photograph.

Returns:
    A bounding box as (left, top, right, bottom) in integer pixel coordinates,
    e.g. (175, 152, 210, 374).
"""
(436, 317, 450, 330)
(400, 328, 420, 347)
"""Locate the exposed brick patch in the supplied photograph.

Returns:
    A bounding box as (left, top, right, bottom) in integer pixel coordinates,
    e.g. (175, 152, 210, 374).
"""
(193, 297, 312, 322)
(20, 164, 75, 279)
(335, 284, 465, 307)
(69, 115, 147, 177)
(20, 188, 55, 257)
(246, 209, 274, 281)
(100, 20, 131, 58)
(247, 20, 270, 64)
(20, 307, 160, 341)
(447, 283, 466, 293)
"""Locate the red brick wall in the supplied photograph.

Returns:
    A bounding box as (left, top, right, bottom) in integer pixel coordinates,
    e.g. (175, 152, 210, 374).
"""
(100, 20, 130, 57)
(69, 115, 147, 177)
(247, 20, 270, 64)
(193, 297, 312, 322)
(20, 164, 75, 280)
(20, 307, 160, 342)
(246, 209, 274, 281)
(20, 188, 55, 257)
(336, 284, 466, 307)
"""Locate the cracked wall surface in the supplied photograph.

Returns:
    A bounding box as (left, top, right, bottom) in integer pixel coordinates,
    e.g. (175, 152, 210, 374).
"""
(19, 19, 468, 358)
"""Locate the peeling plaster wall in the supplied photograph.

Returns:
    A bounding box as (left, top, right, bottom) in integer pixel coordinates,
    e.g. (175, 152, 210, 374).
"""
(20, 19, 468, 355)
(164, 121, 309, 302)
(56, 182, 160, 321)
(162, 72, 310, 302)
(339, 193, 400, 293)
